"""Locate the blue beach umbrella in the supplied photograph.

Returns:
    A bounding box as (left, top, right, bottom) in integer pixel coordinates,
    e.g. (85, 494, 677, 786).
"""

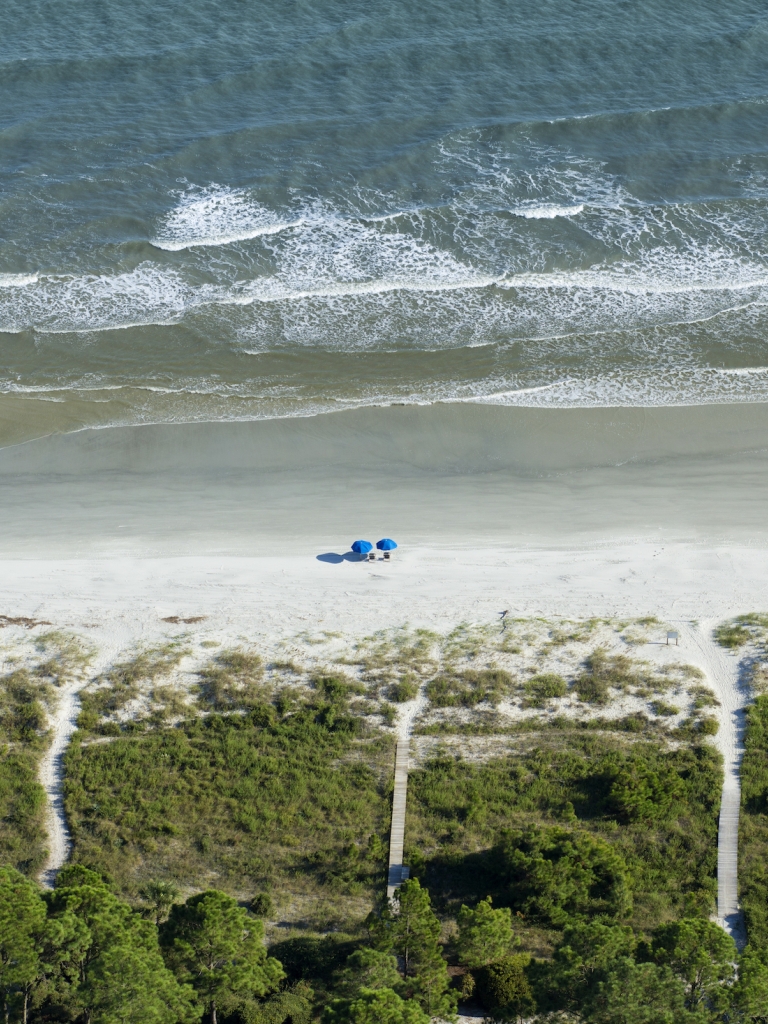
(376, 538, 398, 550)
(351, 539, 373, 554)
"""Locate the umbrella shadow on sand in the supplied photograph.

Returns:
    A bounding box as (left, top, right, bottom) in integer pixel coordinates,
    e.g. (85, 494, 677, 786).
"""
(316, 552, 362, 563)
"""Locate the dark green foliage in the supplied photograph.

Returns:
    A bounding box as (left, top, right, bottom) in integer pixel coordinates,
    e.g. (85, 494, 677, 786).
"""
(0, 750, 47, 873)
(160, 890, 284, 1021)
(269, 936, 359, 991)
(535, 920, 636, 1012)
(651, 700, 680, 717)
(237, 983, 313, 1024)
(475, 953, 535, 1022)
(738, 695, 768, 945)
(0, 671, 49, 745)
(649, 917, 735, 1013)
(406, 738, 721, 935)
(331, 949, 401, 1000)
(425, 669, 512, 708)
(584, 959, 701, 1024)
(48, 869, 200, 1024)
(315, 677, 367, 702)
(321, 988, 430, 1024)
(610, 764, 684, 822)
(522, 673, 567, 708)
(0, 629, 69, 875)
(141, 880, 181, 924)
(64, 698, 394, 907)
(249, 893, 274, 919)
(498, 825, 632, 926)
(0, 866, 48, 1024)
(371, 879, 455, 1018)
(729, 944, 768, 1017)
(456, 896, 517, 968)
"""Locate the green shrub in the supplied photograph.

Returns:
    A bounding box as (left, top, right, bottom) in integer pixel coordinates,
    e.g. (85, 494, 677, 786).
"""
(389, 679, 418, 703)
(251, 892, 274, 918)
(695, 716, 719, 736)
(476, 953, 535, 1020)
(498, 826, 632, 926)
(197, 649, 266, 711)
(523, 674, 567, 708)
(574, 649, 653, 705)
(407, 739, 721, 934)
(739, 695, 768, 944)
(315, 677, 367, 702)
(714, 623, 751, 649)
(650, 701, 679, 717)
(610, 766, 684, 822)
(425, 669, 511, 709)
(714, 614, 768, 650)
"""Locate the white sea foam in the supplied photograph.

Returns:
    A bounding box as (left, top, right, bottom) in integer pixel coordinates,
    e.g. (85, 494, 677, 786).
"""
(513, 204, 584, 219)
(0, 264, 202, 334)
(0, 273, 38, 287)
(151, 186, 303, 250)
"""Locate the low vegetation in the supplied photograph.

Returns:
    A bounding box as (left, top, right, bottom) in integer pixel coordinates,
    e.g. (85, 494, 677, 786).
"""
(65, 684, 394, 928)
(0, 632, 90, 873)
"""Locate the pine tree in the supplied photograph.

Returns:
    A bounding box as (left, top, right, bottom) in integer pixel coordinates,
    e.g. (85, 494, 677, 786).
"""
(333, 949, 402, 999)
(729, 945, 768, 1018)
(456, 897, 517, 969)
(51, 869, 198, 1024)
(651, 917, 736, 1013)
(373, 879, 455, 1019)
(321, 987, 430, 1024)
(0, 868, 46, 1024)
(161, 890, 284, 1024)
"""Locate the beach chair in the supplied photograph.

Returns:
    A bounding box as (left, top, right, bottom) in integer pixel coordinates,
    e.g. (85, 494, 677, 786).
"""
(383, 551, 391, 561)
(368, 551, 375, 561)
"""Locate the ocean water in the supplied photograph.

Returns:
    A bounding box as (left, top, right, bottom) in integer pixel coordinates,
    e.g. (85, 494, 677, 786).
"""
(3, 0, 768, 446)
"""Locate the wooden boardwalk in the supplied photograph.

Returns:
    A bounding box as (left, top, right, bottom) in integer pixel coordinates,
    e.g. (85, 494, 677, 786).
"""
(387, 738, 410, 900)
(718, 780, 744, 942)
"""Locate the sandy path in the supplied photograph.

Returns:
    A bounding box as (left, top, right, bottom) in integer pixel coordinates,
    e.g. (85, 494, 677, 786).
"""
(679, 622, 747, 947)
(38, 680, 86, 888)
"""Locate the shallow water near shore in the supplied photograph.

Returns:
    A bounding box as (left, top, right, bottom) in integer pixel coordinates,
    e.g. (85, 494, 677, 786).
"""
(4, 0, 768, 446)
(2, 402, 768, 556)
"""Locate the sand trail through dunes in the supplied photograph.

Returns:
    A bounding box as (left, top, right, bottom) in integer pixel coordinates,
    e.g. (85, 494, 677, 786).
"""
(38, 680, 85, 888)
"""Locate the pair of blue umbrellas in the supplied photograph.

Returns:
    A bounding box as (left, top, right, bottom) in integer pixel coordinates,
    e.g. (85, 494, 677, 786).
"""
(351, 538, 397, 555)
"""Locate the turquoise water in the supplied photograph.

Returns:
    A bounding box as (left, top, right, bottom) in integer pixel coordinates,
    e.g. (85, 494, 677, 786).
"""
(3, 0, 768, 443)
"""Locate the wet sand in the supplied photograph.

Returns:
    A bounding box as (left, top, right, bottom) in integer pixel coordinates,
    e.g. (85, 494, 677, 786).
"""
(2, 402, 768, 556)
